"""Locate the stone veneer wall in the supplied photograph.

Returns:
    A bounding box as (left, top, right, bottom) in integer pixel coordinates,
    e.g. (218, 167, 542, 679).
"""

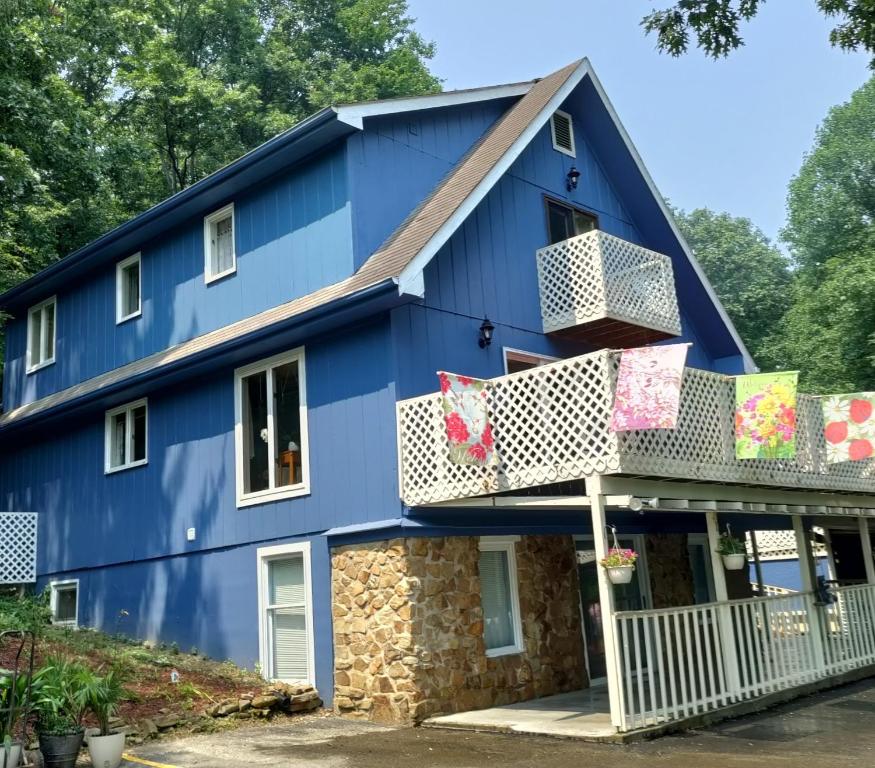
(331, 535, 586, 724)
(646, 533, 695, 608)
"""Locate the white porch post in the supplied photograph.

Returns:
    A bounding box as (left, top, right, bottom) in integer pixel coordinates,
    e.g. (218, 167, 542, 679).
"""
(793, 515, 826, 667)
(588, 476, 624, 730)
(857, 517, 875, 585)
(705, 509, 741, 700)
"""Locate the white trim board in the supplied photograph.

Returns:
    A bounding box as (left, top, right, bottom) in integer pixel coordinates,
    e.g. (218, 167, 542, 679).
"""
(49, 578, 79, 628)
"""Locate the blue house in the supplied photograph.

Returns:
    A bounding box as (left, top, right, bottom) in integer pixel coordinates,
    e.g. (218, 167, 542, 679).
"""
(3, 59, 875, 735)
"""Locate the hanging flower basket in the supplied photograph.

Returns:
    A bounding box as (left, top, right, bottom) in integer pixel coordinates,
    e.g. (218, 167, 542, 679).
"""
(599, 546, 637, 585)
(716, 525, 748, 571)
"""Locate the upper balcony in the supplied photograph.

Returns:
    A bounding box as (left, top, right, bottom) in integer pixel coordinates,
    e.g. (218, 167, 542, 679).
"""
(396, 350, 875, 507)
(537, 231, 681, 346)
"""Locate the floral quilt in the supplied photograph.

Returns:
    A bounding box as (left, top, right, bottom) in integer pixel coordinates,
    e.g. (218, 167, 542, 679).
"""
(735, 372, 798, 460)
(822, 393, 875, 463)
(609, 343, 688, 432)
(438, 372, 495, 466)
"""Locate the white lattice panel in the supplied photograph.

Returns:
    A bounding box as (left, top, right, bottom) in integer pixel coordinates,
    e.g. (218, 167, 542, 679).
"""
(745, 530, 827, 559)
(397, 350, 875, 506)
(536, 230, 681, 337)
(0, 513, 37, 584)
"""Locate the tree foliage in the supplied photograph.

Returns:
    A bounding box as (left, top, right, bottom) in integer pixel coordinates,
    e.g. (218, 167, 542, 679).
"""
(673, 207, 792, 367)
(642, 1, 875, 67)
(761, 75, 875, 393)
(0, 0, 438, 381)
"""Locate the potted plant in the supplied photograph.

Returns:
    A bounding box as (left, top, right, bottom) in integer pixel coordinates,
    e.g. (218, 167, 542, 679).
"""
(0, 671, 31, 768)
(717, 529, 748, 570)
(32, 659, 90, 768)
(599, 547, 638, 584)
(84, 671, 126, 768)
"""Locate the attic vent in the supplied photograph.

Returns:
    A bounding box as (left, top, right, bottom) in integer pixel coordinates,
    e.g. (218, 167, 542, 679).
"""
(550, 110, 575, 157)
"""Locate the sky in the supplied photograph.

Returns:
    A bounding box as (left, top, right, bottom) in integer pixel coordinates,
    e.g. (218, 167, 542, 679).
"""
(406, 1, 871, 244)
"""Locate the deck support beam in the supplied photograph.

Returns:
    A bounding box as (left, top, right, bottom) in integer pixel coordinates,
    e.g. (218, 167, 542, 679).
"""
(588, 476, 624, 730)
(705, 510, 742, 701)
(858, 518, 875, 585)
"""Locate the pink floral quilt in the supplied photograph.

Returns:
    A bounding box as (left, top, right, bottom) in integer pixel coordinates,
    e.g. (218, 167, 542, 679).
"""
(609, 344, 688, 432)
(438, 371, 495, 466)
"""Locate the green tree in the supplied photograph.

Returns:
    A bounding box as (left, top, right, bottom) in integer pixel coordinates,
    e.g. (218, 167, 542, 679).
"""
(674, 208, 792, 366)
(761, 75, 875, 392)
(642, 1, 875, 67)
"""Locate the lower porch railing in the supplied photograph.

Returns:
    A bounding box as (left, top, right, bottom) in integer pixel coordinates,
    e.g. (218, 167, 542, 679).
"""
(613, 585, 875, 731)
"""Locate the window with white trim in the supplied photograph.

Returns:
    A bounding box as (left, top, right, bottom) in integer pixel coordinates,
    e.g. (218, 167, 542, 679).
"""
(204, 203, 236, 283)
(50, 580, 79, 627)
(258, 544, 313, 683)
(478, 537, 524, 657)
(503, 348, 559, 375)
(235, 349, 309, 506)
(116, 253, 142, 323)
(105, 399, 148, 473)
(550, 110, 576, 156)
(27, 297, 56, 372)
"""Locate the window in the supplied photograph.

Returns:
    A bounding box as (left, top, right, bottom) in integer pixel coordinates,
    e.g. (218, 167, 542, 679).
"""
(550, 110, 576, 156)
(235, 349, 309, 506)
(503, 348, 559, 375)
(116, 253, 142, 323)
(257, 542, 314, 684)
(546, 199, 597, 245)
(204, 203, 236, 283)
(50, 580, 79, 627)
(27, 297, 57, 372)
(478, 537, 524, 657)
(105, 399, 148, 473)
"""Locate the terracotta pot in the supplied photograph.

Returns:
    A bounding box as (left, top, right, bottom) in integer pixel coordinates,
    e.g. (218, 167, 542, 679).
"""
(722, 553, 747, 571)
(607, 565, 635, 584)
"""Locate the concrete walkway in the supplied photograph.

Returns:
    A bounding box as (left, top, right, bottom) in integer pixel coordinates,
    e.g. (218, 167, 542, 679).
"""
(423, 688, 615, 739)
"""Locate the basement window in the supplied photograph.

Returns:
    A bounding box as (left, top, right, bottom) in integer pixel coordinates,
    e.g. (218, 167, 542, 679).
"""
(105, 399, 148, 473)
(50, 580, 79, 627)
(550, 110, 576, 156)
(478, 537, 524, 657)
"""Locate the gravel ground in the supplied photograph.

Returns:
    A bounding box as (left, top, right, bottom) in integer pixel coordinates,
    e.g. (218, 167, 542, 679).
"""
(122, 678, 875, 768)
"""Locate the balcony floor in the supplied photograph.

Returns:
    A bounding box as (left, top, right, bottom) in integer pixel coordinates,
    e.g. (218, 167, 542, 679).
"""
(423, 688, 616, 741)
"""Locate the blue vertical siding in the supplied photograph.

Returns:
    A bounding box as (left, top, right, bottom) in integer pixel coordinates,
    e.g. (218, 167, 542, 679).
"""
(4, 146, 354, 411)
(347, 101, 511, 267)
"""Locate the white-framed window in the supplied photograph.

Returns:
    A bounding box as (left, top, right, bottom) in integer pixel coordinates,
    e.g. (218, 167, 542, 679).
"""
(257, 542, 314, 684)
(26, 296, 57, 373)
(478, 536, 524, 658)
(49, 579, 79, 628)
(234, 348, 309, 507)
(550, 109, 576, 156)
(104, 398, 148, 473)
(503, 347, 560, 375)
(204, 203, 236, 283)
(116, 253, 142, 323)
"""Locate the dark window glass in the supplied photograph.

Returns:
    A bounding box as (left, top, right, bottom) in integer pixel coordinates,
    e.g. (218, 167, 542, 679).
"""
(546, 201, 597, 245)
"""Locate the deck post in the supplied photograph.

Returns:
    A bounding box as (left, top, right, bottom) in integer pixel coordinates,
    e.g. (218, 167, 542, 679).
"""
(793, 515, 826, 669)
(588, 476, 624, 730)
(857, 517, 875, 585)
(705, 509, 741, 701)
(749, 531, 765, 595)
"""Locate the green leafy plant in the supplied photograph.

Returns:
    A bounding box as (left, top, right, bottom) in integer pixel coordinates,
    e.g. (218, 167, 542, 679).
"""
(0, 592, 51, 637)
(717, 532, 747, 556)
(31, 658, 93, 736)
(81, 670, 125, 737)
(599, 548, 638, 568)
(0, 669, 35, 750)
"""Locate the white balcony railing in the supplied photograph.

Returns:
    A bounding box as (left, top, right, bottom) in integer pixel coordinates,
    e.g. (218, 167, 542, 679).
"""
(396, 350, 875, 506)
(537, 230, 681, 340)
(0, 512, 37, 584)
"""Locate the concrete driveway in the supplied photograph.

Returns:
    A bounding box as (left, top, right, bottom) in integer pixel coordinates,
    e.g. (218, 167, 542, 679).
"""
(122, 678, 875, 768)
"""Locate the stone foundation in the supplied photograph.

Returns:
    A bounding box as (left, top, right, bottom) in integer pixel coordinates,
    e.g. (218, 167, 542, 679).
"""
(646, 533, 695, 608)
(331, 535, 586, 724)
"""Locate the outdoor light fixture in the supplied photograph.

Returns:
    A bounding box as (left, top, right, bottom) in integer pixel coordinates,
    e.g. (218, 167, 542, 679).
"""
(566, 166, 581, 191)
(478, 317, 495, 349)
(627, 496, 660, 513)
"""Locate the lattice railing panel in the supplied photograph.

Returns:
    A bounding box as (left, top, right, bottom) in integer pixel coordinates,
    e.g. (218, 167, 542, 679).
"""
(537, 230, 681, 336)
(745, 530, 827, 559)
(397, 349, 875, 506)
(0, 513, 37, 584)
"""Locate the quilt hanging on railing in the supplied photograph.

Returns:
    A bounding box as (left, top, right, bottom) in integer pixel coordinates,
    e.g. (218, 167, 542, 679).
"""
(438, 371, 495, 467)
(822, 393, 875, 463)
(735, 372, 798, 460)
(609, 343, 689, 432)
